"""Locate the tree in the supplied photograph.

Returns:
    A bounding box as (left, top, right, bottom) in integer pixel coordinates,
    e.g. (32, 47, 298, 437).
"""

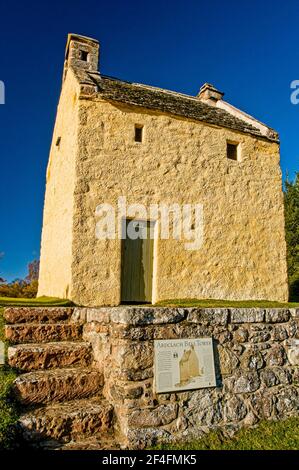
(0, 259, 39, 298)
(0, 251, 5, 283)
(284, 173, 299, 301)
(25, 260, 40, 283)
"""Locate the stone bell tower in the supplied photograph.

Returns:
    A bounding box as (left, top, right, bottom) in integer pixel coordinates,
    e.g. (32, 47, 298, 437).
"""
(63, 33, 99, 79)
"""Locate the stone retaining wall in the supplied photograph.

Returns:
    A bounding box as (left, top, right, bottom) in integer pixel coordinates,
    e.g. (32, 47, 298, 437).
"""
(72, 307, 299, 448)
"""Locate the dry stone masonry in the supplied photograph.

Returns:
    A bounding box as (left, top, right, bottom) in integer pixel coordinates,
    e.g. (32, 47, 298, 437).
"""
(4, 307, 117, 450)
(77, 306, 299, 448)
(37, 34, 288, 306)
(5, 305, 298, 449)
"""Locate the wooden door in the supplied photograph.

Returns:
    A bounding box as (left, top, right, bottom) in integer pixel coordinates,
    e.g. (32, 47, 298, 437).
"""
(121, 219, 154, 303)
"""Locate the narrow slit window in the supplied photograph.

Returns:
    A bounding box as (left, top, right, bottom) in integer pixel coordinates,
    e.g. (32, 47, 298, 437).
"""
(79, 50, 89, 62)
(227, 142, 239, 161)
(135, 125, 143, 143)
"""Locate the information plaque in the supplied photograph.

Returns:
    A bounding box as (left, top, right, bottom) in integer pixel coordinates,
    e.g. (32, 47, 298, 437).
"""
(154, 338, 216, 393)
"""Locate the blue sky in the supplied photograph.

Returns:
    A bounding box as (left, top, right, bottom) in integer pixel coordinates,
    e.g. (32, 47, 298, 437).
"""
(0, 0, 298, 281)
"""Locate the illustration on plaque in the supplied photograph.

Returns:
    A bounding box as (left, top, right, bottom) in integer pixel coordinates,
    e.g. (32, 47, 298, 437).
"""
(176, 344, 203, 386)
(154, 338, 216, 393)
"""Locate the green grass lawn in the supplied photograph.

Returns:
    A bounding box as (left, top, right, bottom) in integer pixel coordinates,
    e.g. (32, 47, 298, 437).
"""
(156, 298, 299, 308)
(0, 296, 73, 307)
(154, 418, 299, 450)
(0, 306, 18, 449)
(1, 295, 297, 309)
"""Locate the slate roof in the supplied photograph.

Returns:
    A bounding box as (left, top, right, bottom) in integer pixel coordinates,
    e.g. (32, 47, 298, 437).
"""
(72, 68, 278, 142)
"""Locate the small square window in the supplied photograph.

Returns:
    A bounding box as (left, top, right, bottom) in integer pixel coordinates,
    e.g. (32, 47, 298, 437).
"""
(135, 125, 143, 143)
(79, 50, 89, 62)
(227, 142, 239, 161)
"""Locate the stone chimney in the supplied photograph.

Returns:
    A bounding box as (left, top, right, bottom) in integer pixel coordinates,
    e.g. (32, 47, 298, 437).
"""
(63, 33, 99, 79)
(197, 83, 224, 106)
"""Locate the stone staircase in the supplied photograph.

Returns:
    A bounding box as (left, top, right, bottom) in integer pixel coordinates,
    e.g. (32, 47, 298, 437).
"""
(4, 307, 118, 450)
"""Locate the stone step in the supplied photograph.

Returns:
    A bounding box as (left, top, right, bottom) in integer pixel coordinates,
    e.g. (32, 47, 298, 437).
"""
(19, 398, 113, 445)
(8, 341, 92, 371)
(5, 323, 82, 344)
(4, 307, 74, 324)
(13, 368, 104, 405)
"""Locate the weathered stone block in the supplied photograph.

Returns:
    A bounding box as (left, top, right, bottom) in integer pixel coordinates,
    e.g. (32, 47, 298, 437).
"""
(4, 307, 74, 324)
(13, 368, 103, 404)
(233, 327, 249, 343)
(275, 387, 299, 416)
(213, 329, 232, 344)
(224, 396, 247, 422)
(85, 308, 111, 324)
(232, 344, 244, 355)
(128, 404, 178, 428)
(249, 325, 271, 343)
(185, 389, 223, 426)
(110, 307, 186, 326)
(240, 350, 264, 370)
(260, 369, 279, 387)
(289, 309, 299, 319)
(249, 391, 274, 419)
(110, 384, 143, 401)
(5, 323, 82, 344)
(127, 428, 171, 448)
(118, 368, 154, 382)
(266, 345, 286, 366)
(71, 307, 87, 323)
(286, 340, 299, 365)
(218, 346, 239, 375)
(243, 411, 259, 426)
(272, 367, 292, 385)
(113, 341, 153, 370)
(287, 320, 298, 338)
(187, 308, 229, 326)
(291, 367, 299, 384)
(233, 371, 260, 394)
(271, 325, 288, 341)
(112, 323, 213, 341)
(230, 309, 264, 324)
(248, 343, 271, 352)
(19, 398, 113, 443)
(265, 309, 290, 323)
(8, 342, 92, 371)
(176, 416, 188, 431)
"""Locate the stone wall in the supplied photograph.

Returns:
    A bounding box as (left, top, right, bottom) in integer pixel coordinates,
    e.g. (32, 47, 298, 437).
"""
(38, 36, 289, 305)
(70, 96, 288, 306)
(73, 306, 299, 448)
(38, 68, 81, 300)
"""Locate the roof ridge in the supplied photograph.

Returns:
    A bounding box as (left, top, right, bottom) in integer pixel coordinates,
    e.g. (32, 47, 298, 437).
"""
(71, 68, 278, 142)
